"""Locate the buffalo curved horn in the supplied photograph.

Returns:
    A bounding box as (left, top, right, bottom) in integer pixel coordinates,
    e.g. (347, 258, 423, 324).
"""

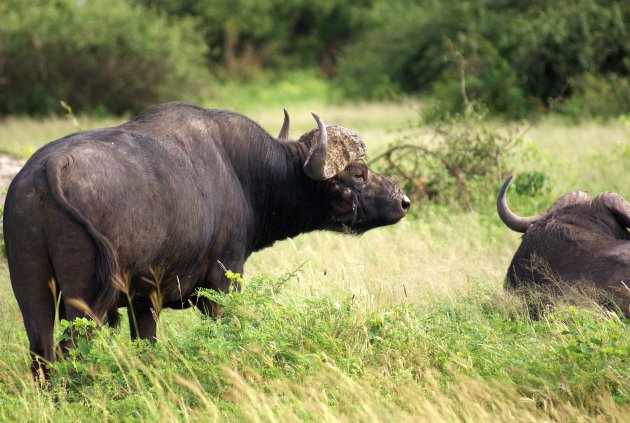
(497, 175, 547, 233)
(599, 192, 630, 228)
(497, 175, 591, 232)
(303, 113, 330, 181)
(277, 109, 290, 140)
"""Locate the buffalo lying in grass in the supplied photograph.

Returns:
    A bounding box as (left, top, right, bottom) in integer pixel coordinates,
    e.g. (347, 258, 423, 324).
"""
(3, 103, 410, 379)
(497, 175, 630, 317)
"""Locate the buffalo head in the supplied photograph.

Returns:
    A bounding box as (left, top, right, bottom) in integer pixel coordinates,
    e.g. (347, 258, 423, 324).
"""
(280, 111, 410, 233)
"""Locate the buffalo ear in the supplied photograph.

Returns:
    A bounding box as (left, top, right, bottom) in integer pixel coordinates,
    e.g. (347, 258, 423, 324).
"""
(497, 176, 591, 233)
(548, 190, 590, 213)
(598, 192, 630, 228)
(328, 181, 354, 215)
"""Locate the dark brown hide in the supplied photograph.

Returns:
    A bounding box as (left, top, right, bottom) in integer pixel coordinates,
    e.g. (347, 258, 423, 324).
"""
(497, 175, 630, 317)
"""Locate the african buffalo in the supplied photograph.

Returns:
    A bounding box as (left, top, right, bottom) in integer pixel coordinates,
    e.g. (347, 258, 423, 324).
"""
(3, 102, 410, 378)
(497, 175, 630, 317)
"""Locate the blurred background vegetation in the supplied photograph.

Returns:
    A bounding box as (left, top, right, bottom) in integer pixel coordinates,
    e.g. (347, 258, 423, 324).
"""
(1, 0, 629, 119)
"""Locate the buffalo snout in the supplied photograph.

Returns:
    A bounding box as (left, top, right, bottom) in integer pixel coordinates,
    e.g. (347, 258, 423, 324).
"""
(353, 171, 409, 232)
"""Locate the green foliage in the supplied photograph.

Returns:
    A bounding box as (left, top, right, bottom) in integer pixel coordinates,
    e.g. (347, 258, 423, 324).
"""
(337, 0, 630, 118)
(1, 0, 629, 118)
(134, 0, 373, 77)
(337, 0, 476, 101)
(558, 307, 629, 362)
(556, 73, 630, 120)
(0, 0, 209, 115)
(511, 0, 629, 102)
(512, 171, 550, 197)
(203, 69, 331, 111)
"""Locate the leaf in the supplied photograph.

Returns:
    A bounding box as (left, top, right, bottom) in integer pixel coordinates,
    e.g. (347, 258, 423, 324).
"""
(579, 343, 593, 355)
(590, 337, 603, 347)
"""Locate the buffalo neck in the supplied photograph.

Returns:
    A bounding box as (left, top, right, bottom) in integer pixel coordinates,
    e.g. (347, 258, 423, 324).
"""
(228, 135, 329, 253)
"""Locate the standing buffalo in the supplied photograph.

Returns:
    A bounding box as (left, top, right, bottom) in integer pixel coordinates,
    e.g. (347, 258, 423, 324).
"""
(497, 175, 630, 317)
(3, 102, 410, 378)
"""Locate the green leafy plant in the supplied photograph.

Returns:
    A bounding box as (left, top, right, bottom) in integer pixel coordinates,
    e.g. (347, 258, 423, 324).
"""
(57, 318, 98, 359)
(513, 171, 550, 197)
(558, 307, 629, 361)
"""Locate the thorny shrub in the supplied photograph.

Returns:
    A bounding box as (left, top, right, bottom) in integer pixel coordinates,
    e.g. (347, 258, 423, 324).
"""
(371, 109, 523, 211)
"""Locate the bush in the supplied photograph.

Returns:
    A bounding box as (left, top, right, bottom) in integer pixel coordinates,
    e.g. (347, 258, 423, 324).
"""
(0, 0, 209, 115)
(335, 0, 447, 100)
(510, 0, 630, 104)
(556, 73, 630, 119)
(369, 108, 522, 211)
(336, 0, 630, 119)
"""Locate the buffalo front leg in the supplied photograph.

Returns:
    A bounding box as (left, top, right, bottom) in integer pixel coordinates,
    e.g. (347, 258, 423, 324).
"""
(195, 260, 244, 318)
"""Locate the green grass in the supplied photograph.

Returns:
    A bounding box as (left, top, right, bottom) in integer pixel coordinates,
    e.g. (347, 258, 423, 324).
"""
(0, 77, 629, 421)
(0, 270, 628, 421)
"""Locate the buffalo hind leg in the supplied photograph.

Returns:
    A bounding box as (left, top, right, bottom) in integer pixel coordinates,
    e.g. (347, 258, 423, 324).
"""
(22, 281, 57, 381)
(47, 222, 104, 358)
(6, 238, 57, 381)
(127, 299, 157, 341)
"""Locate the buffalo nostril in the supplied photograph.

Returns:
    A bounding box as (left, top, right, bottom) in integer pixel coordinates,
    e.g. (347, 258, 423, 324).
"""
(401, 195, 411, 211)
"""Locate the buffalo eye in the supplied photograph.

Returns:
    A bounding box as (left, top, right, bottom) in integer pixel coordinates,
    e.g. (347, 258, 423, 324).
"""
(353, 173, 367, 183)
(351, 167, 368, 183)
